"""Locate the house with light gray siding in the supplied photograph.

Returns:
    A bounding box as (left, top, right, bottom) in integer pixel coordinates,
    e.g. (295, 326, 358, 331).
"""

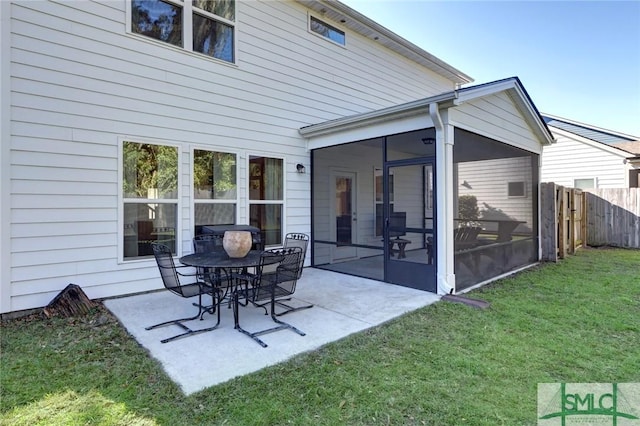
(1, 0, 553, 314)
(541, 114, 640, 189)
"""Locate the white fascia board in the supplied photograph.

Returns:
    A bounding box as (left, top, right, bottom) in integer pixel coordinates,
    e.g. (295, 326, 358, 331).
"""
(549, 126, 633, 158)
(306, 113, 436, 150)
(454, 78, 555, 146)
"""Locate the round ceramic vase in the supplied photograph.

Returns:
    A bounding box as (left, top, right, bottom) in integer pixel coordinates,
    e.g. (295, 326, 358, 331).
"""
(222, 230, 252, 258)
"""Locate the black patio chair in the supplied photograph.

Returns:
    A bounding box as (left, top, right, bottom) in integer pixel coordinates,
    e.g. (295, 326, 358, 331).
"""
(146, 243, 220, 344)
(232, 247, 306, 347)
(193, 234, 231, 302)
(273, 233, 313, 316)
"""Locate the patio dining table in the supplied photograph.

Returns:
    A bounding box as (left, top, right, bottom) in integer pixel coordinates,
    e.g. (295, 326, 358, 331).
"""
(179, 250, 283, 343)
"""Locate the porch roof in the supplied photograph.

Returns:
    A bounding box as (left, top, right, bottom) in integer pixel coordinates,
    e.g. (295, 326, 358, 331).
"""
(300, 77, 555, 148)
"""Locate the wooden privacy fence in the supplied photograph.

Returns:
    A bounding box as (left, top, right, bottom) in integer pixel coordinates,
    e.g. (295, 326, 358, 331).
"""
(585, 188, 640, 249)
(541, 183, 586, 262)
(541, 184, 640, 260)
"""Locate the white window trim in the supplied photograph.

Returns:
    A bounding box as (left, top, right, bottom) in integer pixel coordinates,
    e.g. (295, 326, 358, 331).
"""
(246, 152, 286, 247)
(191, 146, 241, 235)
(118, 137, 182, 264)
(125, 0, 238, 66)
(307, 13, 347, 48)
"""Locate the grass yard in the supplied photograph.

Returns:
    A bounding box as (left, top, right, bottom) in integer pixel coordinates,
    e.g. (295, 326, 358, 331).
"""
(1, 247, 639, 425)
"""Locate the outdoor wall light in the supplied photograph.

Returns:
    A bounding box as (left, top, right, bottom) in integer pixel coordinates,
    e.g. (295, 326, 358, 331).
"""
(421, 137, 436, 145)
(296, 163, 306, 174)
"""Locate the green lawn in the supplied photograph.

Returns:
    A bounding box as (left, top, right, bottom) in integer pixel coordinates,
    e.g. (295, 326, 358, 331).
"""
(1, 247, 639, 425)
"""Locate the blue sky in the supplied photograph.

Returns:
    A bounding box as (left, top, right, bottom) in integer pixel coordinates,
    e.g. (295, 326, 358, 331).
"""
(340, 0, 640, 137)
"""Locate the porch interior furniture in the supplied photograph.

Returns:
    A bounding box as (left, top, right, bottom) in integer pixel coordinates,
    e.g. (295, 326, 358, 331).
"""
(388, 212, 406, 238)
(426, 236, 434, 264)
(387, 212, 411, 258)
(146, 243, 220, 344)
(388, 237, 411, 259)
(232, 247, 306, 348)
(274, 233, 313, 316)
(454, 225, 482, 251)
(493, 219, 527, 242)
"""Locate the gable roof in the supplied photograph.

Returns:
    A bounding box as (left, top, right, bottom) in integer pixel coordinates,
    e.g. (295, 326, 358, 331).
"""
(296, 0, 473, 85)
(301, 77, 554, 146)
(542, 114, 638, 146)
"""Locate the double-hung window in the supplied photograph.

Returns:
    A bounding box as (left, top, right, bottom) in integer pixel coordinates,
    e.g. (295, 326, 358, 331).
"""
(249, 156, 283, 246)
(193, 149, 237, 234)
(122, 141, 179, 260)
(131, 0, 235, 63)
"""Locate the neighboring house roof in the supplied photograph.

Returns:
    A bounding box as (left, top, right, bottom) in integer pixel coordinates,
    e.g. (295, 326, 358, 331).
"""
(611, 141, 640, 156)
(301, 76, 554, 146)
(543, 114, 640, 160)
(296, 0, 473, 85)
(542, 114, 638, 145)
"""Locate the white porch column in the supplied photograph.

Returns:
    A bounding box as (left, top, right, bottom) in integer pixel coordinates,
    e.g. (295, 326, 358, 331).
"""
(430, 104, 455, 294)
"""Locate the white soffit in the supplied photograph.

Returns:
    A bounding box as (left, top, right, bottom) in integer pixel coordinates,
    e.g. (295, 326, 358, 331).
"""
(296, 0, 473, 85)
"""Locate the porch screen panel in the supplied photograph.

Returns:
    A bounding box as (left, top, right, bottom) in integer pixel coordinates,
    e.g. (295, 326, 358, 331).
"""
(386, 128, 436, 161)
(453, 129, 539, 290)
(311, 138, 384, 282)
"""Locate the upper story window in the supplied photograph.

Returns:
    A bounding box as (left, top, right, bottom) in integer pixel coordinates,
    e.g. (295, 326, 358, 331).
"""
(131, 0, 235, 63)
(309, 16, 345, 46)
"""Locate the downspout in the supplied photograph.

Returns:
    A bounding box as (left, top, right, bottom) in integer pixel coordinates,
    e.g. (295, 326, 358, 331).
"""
(429, 102, 455, 294)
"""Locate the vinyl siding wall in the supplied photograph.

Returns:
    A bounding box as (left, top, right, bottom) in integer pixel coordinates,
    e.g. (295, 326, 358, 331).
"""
(541, 130, 628, 188)
(457, 157, 534, 230)
(450, 92, 543, 155)
(5, 0, 455, 311)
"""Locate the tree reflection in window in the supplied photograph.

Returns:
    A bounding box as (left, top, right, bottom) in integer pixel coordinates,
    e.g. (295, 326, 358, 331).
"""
(132, 0, 183, 47)
(123, 142, 178, 199)
(193, 14, 233, 62)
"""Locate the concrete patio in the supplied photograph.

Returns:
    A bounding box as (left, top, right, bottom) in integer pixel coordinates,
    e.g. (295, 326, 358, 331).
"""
(105, 268, 440, 395)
